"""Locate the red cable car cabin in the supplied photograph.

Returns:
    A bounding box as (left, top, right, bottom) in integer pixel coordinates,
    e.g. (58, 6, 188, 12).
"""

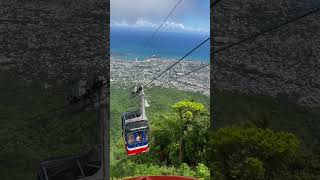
(122, 111, 149, 156)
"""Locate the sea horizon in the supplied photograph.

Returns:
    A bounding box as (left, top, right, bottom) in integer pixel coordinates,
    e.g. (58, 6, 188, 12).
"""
(111, 27, 210, 63)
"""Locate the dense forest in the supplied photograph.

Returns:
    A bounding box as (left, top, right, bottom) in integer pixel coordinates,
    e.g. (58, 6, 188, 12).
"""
(1, 72, 320, 179)
(0, 72, 99, 180)
(110, 86, 211, 179)
(110, 85, 320, 179)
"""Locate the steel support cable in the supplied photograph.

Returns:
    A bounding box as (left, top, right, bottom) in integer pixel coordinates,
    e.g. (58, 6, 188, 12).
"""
(20, 104, 71, 123)
(140, 0, 221, 85)
(11, 99, 103, 143)
(214, 7, 320, 54)
(143, 0, 183, 48)
(169, 80, 210, 90)
(18, 98, 104, 129)
(153, 63, 210, 91)
(165, 63, 210, 84)
(143, 37, 210, 88)
(140, 0, 183, 84)
(159, 7, 320, 88)
(19, 81, 108, 124)
(142, 0, 221, 87)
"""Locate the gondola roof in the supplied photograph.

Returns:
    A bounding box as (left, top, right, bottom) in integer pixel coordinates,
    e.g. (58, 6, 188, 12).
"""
(125, 120, 148, 131)
(122, 111, 142, 120)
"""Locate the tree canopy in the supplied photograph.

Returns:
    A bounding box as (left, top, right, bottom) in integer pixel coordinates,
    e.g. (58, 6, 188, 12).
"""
(206, 127, 301, 180)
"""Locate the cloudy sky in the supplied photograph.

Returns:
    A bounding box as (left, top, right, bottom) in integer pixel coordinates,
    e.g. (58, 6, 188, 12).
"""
(110, 0, 210, 34)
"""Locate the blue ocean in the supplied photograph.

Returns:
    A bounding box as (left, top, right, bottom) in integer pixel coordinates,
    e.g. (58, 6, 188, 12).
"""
(110, 27, 210, 63)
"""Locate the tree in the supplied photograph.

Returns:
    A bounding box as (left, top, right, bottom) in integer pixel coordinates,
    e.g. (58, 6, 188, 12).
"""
(171, 100, 208, 164)
(151, 100, 209, 166)
(206, 126, 300, 180)
(152, 114, 181, 165)
(281, 144, 320, 180)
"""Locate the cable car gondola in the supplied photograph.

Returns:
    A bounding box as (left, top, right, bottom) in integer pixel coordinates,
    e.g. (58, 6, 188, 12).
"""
(122, 86, 150, 156)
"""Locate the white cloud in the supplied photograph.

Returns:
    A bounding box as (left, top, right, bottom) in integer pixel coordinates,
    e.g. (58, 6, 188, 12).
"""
(111, 20, 130, 27)
(164, 21, 185, 30)
(111, 0, 195, 22)
(110, 0, 209, 34)
(135, 18, 158, 28)
(111, 18, 209, 34)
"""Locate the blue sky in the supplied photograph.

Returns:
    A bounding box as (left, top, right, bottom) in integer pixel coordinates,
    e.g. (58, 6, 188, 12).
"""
(110, 0, 210, 34)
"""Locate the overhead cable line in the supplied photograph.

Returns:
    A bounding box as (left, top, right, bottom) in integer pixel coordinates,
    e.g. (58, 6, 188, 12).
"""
(168, 64, 210, 83)
(159, 7, 320, 89)
(20, 79, 107, 123)
(172, 80, 210, 90)
(140, 0, 216, 88)
(20, 97, 105, 127)
(22, 104, 71, 122)
(143, 0, 183, 48)
(143, 37, 210, 88)
(214, 7, 320, 54)
(154, 63, 209, 90)
(183, 7, 320, 76)
(136, 0, 183, 88)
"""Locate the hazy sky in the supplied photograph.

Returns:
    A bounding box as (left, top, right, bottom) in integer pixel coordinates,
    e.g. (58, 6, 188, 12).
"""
(110, 0, 210, 34)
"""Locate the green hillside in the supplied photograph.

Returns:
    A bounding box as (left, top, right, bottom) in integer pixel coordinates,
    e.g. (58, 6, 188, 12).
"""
(110, 85, 209, 140)
(1, 72, 319, 179)
(213, 89, 320, 149)
(110, 86, 320, 179)
(110, 85, 211, 179)
(0, 72, 99, 180)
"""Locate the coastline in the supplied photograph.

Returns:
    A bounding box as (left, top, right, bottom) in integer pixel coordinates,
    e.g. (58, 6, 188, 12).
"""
(110, 54, 210, 64)
(110, 56, 210, 96)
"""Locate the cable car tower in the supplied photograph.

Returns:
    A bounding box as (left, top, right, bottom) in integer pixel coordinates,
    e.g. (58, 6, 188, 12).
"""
(121, 86, 150, 156)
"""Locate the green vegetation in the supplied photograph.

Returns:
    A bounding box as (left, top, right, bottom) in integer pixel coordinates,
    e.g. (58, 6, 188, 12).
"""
(212, 89, 320, 149)
(1, 72, 320, 180)
(110, 85, 211, 179)
(0, 72, 99, 180)
(209, 89, 320, 179)
(111, 86, 320, 179)
(206, 126, 320, 179)
(207, 127, 300, 179)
